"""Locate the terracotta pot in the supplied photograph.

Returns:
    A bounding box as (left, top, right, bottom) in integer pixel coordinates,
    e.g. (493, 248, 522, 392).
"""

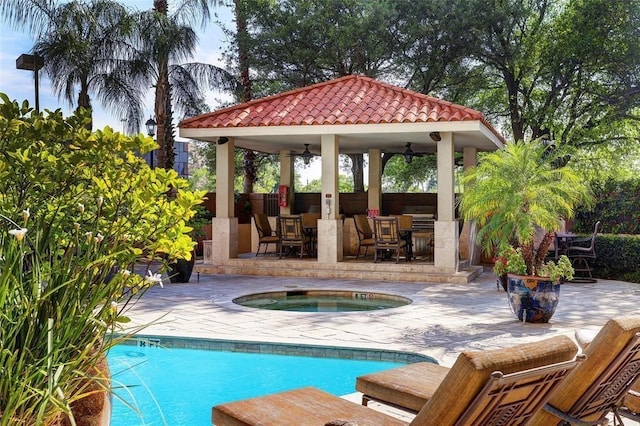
(506, 274, 561, 323)
(53, 356, 111, 426)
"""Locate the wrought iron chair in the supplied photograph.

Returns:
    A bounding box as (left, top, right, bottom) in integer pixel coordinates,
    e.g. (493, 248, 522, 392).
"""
(253, 213, 279, 256)
(396, 214, 414, 260)
(373, 216, 407, 263)
(300, 213, 320, 257)
(353, 214, 375, 259)
(566, 220, 601, 282)
(278, 214, 311, 259)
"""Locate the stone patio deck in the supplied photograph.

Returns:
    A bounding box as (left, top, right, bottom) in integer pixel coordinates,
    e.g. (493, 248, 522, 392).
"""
(125, 269, 640, 424)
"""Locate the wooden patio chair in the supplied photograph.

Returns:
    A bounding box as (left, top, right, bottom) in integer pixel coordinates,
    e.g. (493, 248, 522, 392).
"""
(353, 214, 375, 259)
(373, 216, 407, 263)
(574, 324, 640, 425)
(528, 315, 640, 425)
(253, 213, 279, 256)
(213, 335, 581, 425)
(278, 214, 311, 259)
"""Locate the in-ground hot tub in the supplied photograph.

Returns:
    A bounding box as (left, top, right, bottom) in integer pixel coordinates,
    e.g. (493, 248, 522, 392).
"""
(233, 290, 412, 312)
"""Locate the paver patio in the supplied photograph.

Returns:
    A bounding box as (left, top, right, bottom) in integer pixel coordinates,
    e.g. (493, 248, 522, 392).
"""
(124, 270, 640, 423)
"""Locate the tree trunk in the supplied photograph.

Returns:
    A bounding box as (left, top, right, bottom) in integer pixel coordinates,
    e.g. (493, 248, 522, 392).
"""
(503, 70, 525, 142)
(77, 79, 93, 131)
(348, 154, 365, 192)
(235, 0, 256, 193)
(153, 0, 174, 171)
(243, 149, 257, 193)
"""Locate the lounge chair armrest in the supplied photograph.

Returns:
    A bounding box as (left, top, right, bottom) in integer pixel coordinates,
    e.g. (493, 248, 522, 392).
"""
(543, 403, 605, 426)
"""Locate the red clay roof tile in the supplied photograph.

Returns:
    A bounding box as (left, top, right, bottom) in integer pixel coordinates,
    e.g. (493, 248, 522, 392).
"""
(180, 74, 491, 130)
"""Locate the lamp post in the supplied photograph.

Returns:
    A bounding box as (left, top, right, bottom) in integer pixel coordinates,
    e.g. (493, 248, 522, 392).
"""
(145, 117, 157, 168)
(16, 54, 44, 112)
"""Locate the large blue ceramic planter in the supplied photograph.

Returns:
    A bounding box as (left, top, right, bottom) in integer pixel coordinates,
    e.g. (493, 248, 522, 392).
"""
(507, 275, 561, 323)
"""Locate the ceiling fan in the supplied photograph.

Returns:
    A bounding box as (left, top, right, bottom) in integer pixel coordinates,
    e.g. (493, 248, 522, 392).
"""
(288, 144, 316, 165)
(402, 143, 428, 164)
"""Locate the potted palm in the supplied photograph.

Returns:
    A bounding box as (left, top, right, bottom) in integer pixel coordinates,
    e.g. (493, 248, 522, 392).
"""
(459, 140, 593, 323)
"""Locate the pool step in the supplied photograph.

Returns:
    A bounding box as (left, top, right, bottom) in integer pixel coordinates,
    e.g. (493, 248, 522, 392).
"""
(195, 257, 482, 284)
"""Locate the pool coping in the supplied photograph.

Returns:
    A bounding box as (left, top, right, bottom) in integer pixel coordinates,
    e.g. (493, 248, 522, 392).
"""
(115, 334, 437, 365)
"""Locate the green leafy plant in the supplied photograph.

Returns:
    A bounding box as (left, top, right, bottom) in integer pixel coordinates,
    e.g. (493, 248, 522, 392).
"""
(495, 246, 574, 283)
(538, 255, 575, 283)
(493, 246, 527, 276)
(0, 94, 204, 425)
(459, 140, 593, 275)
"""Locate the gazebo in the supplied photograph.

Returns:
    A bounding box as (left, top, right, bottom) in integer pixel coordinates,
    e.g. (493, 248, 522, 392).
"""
(179, 75, 505, 282)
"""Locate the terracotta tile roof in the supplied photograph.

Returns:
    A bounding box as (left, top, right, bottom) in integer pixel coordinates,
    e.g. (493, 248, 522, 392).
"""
(180, 75, 493, 130)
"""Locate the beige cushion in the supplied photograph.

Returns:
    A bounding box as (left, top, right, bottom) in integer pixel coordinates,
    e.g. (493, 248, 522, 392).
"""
(529, 315, 640, 425)
(411, 335, 578, 425)
(213, 387, 407, 426)
(356, 362, 449, 412)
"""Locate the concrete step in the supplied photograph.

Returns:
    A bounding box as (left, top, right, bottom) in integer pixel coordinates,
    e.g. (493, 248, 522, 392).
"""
(195, 257, 482, 284)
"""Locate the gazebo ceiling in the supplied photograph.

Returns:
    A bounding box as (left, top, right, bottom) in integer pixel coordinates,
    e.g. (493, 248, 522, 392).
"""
(179, 75, 505, 155)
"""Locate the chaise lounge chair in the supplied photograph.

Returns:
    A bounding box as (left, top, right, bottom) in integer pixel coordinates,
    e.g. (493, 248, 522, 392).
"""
(529, 315, 640, 425)
(213, 335, 580, 425)
(356, 316, 640, 425)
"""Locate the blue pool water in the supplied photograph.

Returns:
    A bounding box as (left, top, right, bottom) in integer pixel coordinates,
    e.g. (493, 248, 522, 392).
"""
(107, 344, 405, 425)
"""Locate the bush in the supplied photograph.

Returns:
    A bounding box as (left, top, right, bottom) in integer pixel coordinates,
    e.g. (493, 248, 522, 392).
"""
(0, 95, 204, 424)
(574, 179, 640, 234)
(590, 234, 640, 282)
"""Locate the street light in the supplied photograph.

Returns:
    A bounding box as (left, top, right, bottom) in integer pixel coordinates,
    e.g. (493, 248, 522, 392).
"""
(16, 54, 44, 112)
(145, 117, 157, 137)
(145, 117, 157, 167)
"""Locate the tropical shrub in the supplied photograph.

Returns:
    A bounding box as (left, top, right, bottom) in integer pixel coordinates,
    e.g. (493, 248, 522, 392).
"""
(0, 94, 204, 424)
(459, 140, 593, 275)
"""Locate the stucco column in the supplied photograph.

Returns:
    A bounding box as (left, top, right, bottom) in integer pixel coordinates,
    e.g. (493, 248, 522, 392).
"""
(279, 149, 293, 215)
(317, 134, 343, 263)
(367, 148, 382, 215)
(212, 137, 238, 262)
(435, 132, 458, 271)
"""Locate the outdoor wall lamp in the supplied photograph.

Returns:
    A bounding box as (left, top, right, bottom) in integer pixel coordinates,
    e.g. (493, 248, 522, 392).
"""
(403, 143, 415, 164)
(429, 131, 441, 142)
(145, 117, 156, 137)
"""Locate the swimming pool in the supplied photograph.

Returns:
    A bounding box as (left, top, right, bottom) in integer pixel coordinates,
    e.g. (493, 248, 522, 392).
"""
(107, 343, 408, 425)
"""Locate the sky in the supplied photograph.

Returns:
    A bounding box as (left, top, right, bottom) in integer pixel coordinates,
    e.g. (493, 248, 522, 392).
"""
(0, 0, 235, 134)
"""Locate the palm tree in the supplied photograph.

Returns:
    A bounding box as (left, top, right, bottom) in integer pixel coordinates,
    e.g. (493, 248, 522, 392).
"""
(133, 0, 236, 170)
(33, 0, 143, 131)
(3, 0, 236, 161)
